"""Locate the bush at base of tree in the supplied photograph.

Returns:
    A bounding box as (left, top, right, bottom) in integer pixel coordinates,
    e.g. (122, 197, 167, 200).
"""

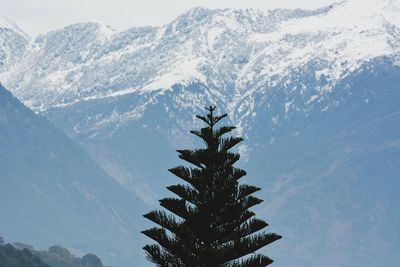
(0, 243, 49, 267)
(12, 243, 105, 267)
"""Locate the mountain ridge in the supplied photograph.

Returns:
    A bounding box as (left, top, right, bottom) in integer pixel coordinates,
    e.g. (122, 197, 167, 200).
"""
(1, 0, 399, 124)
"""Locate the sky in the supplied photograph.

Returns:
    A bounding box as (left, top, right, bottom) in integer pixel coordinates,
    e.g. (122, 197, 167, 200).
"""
(1, 0, 339, 36)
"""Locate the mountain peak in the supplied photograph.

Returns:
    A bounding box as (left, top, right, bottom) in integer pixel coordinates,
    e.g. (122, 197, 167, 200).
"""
(171, 6, 215, 27)
(0, 15, 29, 38)
(44, 21, 117, 39)
(1, 3, 400, 114)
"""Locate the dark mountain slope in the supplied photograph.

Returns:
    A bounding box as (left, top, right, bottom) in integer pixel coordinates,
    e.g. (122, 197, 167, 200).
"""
(0, 84, 147, 267)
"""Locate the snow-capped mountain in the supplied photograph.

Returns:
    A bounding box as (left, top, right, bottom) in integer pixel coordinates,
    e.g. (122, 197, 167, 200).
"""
(2, 0, 399, 134)
(0, 16, 29, 73)
(1, 1, 400, 267)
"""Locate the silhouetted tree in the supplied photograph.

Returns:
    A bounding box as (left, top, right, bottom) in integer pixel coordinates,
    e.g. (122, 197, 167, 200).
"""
(142, 106, 281, 267)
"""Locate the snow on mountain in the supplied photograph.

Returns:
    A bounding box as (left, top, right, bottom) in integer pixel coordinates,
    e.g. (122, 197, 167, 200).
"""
(0, 16, 27, 37)
(1, 0, 399, 133)
(240, 0, 400, 97)
(0, 15, 29, 72)
(230, 0, 400, 128)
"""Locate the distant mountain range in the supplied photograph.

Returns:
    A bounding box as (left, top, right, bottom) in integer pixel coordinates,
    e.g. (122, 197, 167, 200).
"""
(0, 0, 399, 266)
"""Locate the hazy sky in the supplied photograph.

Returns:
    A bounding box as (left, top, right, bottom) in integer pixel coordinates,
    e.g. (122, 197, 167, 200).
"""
(1, 0, 339, 36)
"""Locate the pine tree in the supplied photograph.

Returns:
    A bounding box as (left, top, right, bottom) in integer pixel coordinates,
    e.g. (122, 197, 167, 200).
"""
(142, 106, 282, 267)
